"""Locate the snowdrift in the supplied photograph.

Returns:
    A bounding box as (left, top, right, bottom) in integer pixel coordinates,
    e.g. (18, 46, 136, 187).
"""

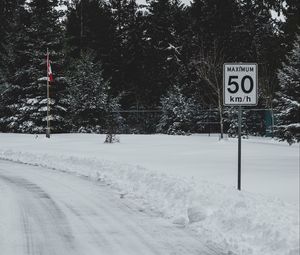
(0, 142, 298, 255)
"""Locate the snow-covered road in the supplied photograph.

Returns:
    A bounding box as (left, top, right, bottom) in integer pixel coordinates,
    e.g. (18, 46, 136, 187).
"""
(0, 160, 218, 255)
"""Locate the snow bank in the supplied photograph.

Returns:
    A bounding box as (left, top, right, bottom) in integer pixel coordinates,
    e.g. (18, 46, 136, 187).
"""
(0, 148, 298, 255)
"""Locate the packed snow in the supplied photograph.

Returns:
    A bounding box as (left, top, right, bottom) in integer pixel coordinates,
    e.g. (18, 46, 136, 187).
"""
(0, 133, 299, 255)
(0, 160, 214, 255)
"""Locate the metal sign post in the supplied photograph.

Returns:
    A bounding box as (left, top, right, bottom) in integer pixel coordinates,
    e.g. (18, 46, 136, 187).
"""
(223, 63, 258, 190)
(238, 106, 242, 190)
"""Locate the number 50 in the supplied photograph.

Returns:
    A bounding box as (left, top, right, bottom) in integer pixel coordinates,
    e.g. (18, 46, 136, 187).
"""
(227, 75, 254, 94)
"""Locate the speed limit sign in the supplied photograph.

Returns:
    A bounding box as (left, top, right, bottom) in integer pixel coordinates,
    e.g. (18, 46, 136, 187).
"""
(223, 63, 258, 191)
(223, 63, 258, 106)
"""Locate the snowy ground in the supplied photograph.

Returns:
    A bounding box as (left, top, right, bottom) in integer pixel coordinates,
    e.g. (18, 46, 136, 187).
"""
(0, 133, 299, 255)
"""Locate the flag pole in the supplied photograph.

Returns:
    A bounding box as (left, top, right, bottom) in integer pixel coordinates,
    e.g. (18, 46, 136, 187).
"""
(46, 48, 50, 138)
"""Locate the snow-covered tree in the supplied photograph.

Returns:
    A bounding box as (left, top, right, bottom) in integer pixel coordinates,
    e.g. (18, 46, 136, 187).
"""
(157, 86, 199, 135)
(226, 108, 266, 138)
(226, 108, 249, 138)
(66, 51, 122, 134)
(0, 0, 8, 85)
(0, 0, 67, 133)
(275, 35, 300, 144)
(0, 0, 27, 89)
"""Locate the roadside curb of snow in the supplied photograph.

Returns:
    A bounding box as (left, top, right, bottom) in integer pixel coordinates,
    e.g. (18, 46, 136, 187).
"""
(0, 149, 196, 220)
(0, 149, 299, 255)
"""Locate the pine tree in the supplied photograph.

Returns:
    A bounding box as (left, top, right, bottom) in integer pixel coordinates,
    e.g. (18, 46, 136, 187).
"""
(0, 0, 28, 88)
(120, 3, 150, 108)
(226, 108, 249, 138)
(108, 0, 140, 102)
(0, 0, 29, 130)
(157, 86, 199, 135)
(66, 51, 121, 134)
(281, 0, 300, 53)
(0, 0, 67, 133)
(65, 0, 114, 66)
(238, 0, 283, 111)
(142, 0, 184, 107)
(275, 35, 300, 144)
(0, 0, 7, 85)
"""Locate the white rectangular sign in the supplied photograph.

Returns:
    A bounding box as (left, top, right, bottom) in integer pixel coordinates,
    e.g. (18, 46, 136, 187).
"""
(223, 63, 258, 106)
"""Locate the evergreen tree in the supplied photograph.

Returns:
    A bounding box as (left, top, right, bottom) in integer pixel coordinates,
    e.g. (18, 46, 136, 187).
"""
(0, 0, 7, 84)
(120, 3, 150, 108)
(0, 0, 29, 128)
(65, 0, 114, 66)
(226, 108, 249, 138)
(238, 0, 283, 110)
(108, 0, 140, 102)
(0, 0, 297, 136)
(141, 0, 185, 107)
(0, 0, 67, 133)
(157, 86, 199, 135)
(281, 0, 300, 53)
(275, 35, 300, 144)
(66, 52, 122, 133)
(0, 0, 27, 88)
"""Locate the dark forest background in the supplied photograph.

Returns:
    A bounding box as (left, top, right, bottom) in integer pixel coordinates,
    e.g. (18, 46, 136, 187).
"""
(0, 0, 299, 143)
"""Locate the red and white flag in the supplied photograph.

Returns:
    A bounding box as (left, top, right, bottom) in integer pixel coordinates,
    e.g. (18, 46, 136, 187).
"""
(47, 51, 54, 83)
